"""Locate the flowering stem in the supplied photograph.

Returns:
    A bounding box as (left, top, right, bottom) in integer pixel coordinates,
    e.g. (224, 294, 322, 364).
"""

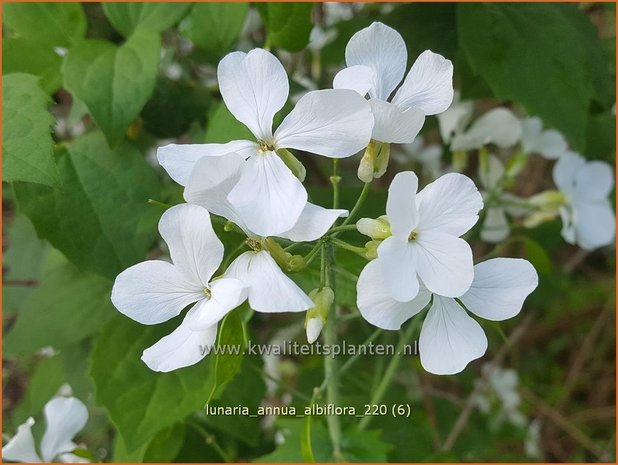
(339, 182, 371, 228)
(322, 243, 344, 460)
(331, 159, 341, 209)
(358, 316, 422, 430)
(330, 237, 366, 258)
(328, 224, 358, 234)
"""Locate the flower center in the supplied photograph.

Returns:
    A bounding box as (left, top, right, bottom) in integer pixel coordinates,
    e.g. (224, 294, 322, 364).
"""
(203, 287, 212, 298)
(246, 238, 263, 251)
(258, 140, 276, 153)
(408, 230, 418, 242)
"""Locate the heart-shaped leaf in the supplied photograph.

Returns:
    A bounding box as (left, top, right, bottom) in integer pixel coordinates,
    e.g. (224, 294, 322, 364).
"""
(63, 29, 160, 146)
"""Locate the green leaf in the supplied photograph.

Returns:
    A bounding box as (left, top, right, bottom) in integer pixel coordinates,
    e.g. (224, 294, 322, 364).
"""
(2, 73, 60, 187)
(524, 238, 552, 276)
(102, 3, 191, 37)
(205, 310, 246, 403)
(63, 29, 160, 146)
(90, 317, 214, 452)
(2, 39, 62, 94)
(205, 102, 254, 143)
(3, 3, 86, 47)
(256, 3, 314, 52)
(181, 3, 249, 58)
(14, 131, 161, 279)
(2, 214, 49, 315)
(458, 3, 611, 150)
(4, 250, 116, 356)
(141, 77, 211, 138)
(113, 423, 186, 462)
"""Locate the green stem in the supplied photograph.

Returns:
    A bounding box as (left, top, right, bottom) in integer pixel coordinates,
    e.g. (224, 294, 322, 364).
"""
(331, 159, 341, 209)
(328, 224, 358, 235)
(340, 182, 371, 229)
(358, 316, 423, 430)
(189, 421, 232, 462)
(322, 243, 344, 460)
(147, 198, 171, 209)
(330, 237, 367, 258)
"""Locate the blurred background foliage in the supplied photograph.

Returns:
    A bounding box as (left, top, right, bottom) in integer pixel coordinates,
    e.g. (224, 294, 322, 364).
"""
(2, 2, 616, 462)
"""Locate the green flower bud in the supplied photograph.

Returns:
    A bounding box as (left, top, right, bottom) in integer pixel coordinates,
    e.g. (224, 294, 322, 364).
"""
(286, 254, 306, 272)
(364, 240, 380, 259)
(305, 287, 334, 343)
(356, 216, 391, 240)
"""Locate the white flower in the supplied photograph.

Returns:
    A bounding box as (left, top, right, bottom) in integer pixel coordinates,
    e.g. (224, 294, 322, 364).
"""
(333, 22, 453, 144)
(437, 91, 474, 144)
(450, 108, 522, 152)
(363, 171, 483, 302)
(357, 258, 538, 374)
(111, 204, 249, 372)
(2, 396, 88, 463)
(158, 48, 373, 237)
(393, 135, 443, 180)
(521, 117, 568, 159)
(553, 151, 616, 250)
(184, 152, 348, 244)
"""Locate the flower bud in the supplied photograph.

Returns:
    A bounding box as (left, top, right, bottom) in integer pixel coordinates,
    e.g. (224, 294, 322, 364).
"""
(357, 215, 391, 240)
(528, 190, 565, 209)
(305, 287, 334, 344)
(365, 240, 380, 259)
(523, 210, 559, 228)
(277, 148, 306, 181)
(306, 317, 324, 344)
(286, 254, 306, 272)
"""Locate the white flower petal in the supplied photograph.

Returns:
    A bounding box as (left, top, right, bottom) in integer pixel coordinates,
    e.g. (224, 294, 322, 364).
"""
(478, 154, 505, 190)
(450, 108, 522, 151)
(306, 317, 324, 343)
(559, 205, 576, 245)
(575, 160, 614, 201)
(522, 117, 568, 159)
(279, 203, 348, 242)
(217, 49, 289, 140)
(345, 21, 407, 100)
(460, 258, 538, 321)
(480, 207, 510, 243)
(377, 237, 420, 302)
(416, 172, 483, 236)
(369, 99, 425, 144)
(225, 251, 313, 312)
(386, 171, 419, 240)
(552, 151, 585, 194)
(333, 65, 375, 97)
(184, 152, 246, 228)
(158, 204, 223, 287)
(274, 89, 373, 158)
(40, 397, 88, 462)
(412, 231, 474, 297)
(111, 261, 203, 325)
(157, 140, 258, 186)
(357, 259, 430, 330)
(186, 278, 247, 330)
(437, 92, 474, 143)
(141, 313, 218, 372)
(392, 50, 454, 115)
(2, 418, 42, 463)
(227, 152, 307, 237)
(419, 296, 487, 375)
(574, 200, 616, 250)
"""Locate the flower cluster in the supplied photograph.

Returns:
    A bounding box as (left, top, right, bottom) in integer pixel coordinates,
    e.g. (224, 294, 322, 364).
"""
(111, 22, 540, 376)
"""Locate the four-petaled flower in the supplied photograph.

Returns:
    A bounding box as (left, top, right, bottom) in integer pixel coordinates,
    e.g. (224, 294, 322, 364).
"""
(357, 258, 538, 374)
(2, 395, 88, 463)
(334, 21, 453, 144)
(158, 48, 373, 237)
(360, 171, 483, 302)
(553, 151, 615, 250)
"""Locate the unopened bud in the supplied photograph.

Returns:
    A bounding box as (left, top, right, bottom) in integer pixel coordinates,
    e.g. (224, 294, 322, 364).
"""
(365, 240, 380, 259)
(286, 255, 306, 272)
(306, 317, 324, 344)
(357, 215, 391, 240)
(305, 287, 334, 344)
(528, 190, 565, 210)
(277, 148, 306, 181)
(523, 210, 559, 228)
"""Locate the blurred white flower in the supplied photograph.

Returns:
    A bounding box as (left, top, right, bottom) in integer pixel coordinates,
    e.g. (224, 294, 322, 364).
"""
(112, 204, 247, 372)
(3, 396, 88, 463)
(357, 258, 538, 375)
(334, 22, 453, 144)
(520, 117, 568, 159)
(450, 108, 522, 152)
(358, 171, 483, 302)
(158, 48, 373, 237)
(308, 26, 337, 51)
(436, 91, 474, 144)
(525, 418, 542, 459)
(553, 151, 615, 250)
(393, 136, 443, 180)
